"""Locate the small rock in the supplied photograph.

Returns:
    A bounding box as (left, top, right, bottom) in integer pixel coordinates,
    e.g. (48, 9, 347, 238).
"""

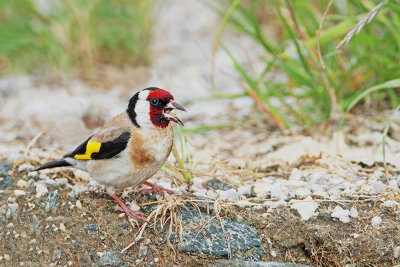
(371, 216, 382, 229)
(394, 246, 400, 258)
(4, 254, 11, 261)
(4, 203, 19, 219)
(118, 223, 130, 229)
(331, 206, 351, 223)
(14, 190, 26, 197)
(351, 233, 360, 238)
(382, 200, 398, 208)
(219, 189, 239, 202)
(138, 243, 148, 257)
(30, 220, 43, 236)
(52, 249, 63, 261)
(212, 260, 312, 267)
(206, 179, 237, 191)
(176, 206, 264, 261)
(16, 179, 29, 188)
(290, 196, 318, 221)
(76, 200, 83, 209)
(237, 185, 252, 196)
(43, 191, 60, 213)
(98, 251, 124, 267)
(0, 161, 12, 190)
(86, 224, 99, 231)
(349, 207, 358, 218)
(18, 163, 34, 172)
(129, 201, 140, 212)
(0, 176, 13, 190)
(35, 183, 48, 198)
(0, 160, 10, 172)
(27, 171, 38, 178)
(289, 168, 303, 181)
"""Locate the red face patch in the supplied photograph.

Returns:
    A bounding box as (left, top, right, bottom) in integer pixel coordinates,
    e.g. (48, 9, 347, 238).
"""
(146, 89, 174, 102)
(147, 88, 174, 128)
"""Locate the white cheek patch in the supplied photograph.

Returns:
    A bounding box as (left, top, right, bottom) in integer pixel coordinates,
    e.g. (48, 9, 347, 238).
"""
(138, 90, 150, 100)
(134, 100, 152, 127)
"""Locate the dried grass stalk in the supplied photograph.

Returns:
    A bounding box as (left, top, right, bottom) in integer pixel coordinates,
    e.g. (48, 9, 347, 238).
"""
(336, 1, 388, 49)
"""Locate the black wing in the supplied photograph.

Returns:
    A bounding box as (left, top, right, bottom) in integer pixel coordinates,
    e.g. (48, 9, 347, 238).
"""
(64, 132, 131, 160)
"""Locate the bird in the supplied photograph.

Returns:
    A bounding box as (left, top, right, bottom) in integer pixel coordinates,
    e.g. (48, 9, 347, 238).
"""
(35, 87, 186, 221)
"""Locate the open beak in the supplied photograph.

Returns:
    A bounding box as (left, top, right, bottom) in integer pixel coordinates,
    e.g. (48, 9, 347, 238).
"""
(163, 101, 186, 126)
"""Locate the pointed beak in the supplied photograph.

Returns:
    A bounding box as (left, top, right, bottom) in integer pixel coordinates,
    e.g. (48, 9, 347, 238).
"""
(163, 101, 186, 126)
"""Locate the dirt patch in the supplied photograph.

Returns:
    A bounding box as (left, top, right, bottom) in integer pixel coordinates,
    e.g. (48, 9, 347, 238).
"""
(1, 167, 399, 267)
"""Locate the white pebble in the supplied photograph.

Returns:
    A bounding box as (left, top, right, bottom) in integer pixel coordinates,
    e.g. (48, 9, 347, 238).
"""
(14, 190, 26, 197)
(27, 171, 37, 178)
(75, 200, 83, 209)
(138, 243, 148, 257)
(73, 170, 91, 180)
(237, 184, 252, 196)
(17, 179, 29, 188)
(4, 254, 11, 261)
(331, 206, 351, 223)
(129, 201, 141, 212)
(206, 190, 217, 199)
(219, 189, 239, 202)
(289, 168, 303, 181)
(349, 207, 358, 218)
(18, 163, 34, 172)
(39, 174, 49, 180)
(35, 183, 48, 198)
(261, 213, 271, 219)
(394, 246, 400, 258)
(351, 233, 360, 238)
(382, 200, 398, 208)
(290, 196, 318, 221)
(388, 180, 399, 190)
(371, 216, 382, 229)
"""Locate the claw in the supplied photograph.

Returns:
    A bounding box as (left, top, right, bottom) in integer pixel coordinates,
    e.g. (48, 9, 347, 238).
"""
(137, 182, 175, 196)
(110, 194, 147, 222)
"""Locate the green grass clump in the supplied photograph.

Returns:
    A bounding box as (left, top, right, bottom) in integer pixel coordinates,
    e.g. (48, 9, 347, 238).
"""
(0, 0, 156, 78)
(209, 0, 400, 129)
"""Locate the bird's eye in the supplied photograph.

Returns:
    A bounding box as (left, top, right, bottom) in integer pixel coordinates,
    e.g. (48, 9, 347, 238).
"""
(150, 98, 159, 105)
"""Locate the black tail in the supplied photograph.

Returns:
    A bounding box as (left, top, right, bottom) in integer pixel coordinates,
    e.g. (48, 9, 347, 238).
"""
(35, 159, 71, 171)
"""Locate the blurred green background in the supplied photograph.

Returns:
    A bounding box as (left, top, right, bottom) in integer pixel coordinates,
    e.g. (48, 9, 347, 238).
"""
(1, 0, 399, 128)
(0, 0, 155, 79)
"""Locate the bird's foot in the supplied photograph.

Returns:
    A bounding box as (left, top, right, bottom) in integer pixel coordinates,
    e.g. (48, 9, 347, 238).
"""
(137, 181, 175, 196)
(110, 194, 147, 222)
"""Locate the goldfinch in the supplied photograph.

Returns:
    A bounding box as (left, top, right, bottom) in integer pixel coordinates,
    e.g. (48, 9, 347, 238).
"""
(36, 87, 186, 220)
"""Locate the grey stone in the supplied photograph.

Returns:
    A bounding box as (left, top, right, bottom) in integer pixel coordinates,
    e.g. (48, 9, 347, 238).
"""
(30, 220, 43, 236)
(43, 191, 60, 213)
(98, 251, 124, 267)
(176, 206, 264, 261)
(206, 179, 237, 191)
(0, 161, 12, 190)
(213, 261, 312, 267)
(5, 203, 19, 219)
(86, 224, 99, 231)
(52, 249, 63, 261)
(138, 243, 148, 257)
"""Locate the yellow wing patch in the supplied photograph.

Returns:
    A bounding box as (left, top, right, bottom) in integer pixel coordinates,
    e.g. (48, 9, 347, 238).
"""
(74, 141, 101, 160)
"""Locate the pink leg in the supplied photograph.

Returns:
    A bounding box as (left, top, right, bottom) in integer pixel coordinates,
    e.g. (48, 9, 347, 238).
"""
(137, 182, 175, 196)
(111, 194, 147, 222)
